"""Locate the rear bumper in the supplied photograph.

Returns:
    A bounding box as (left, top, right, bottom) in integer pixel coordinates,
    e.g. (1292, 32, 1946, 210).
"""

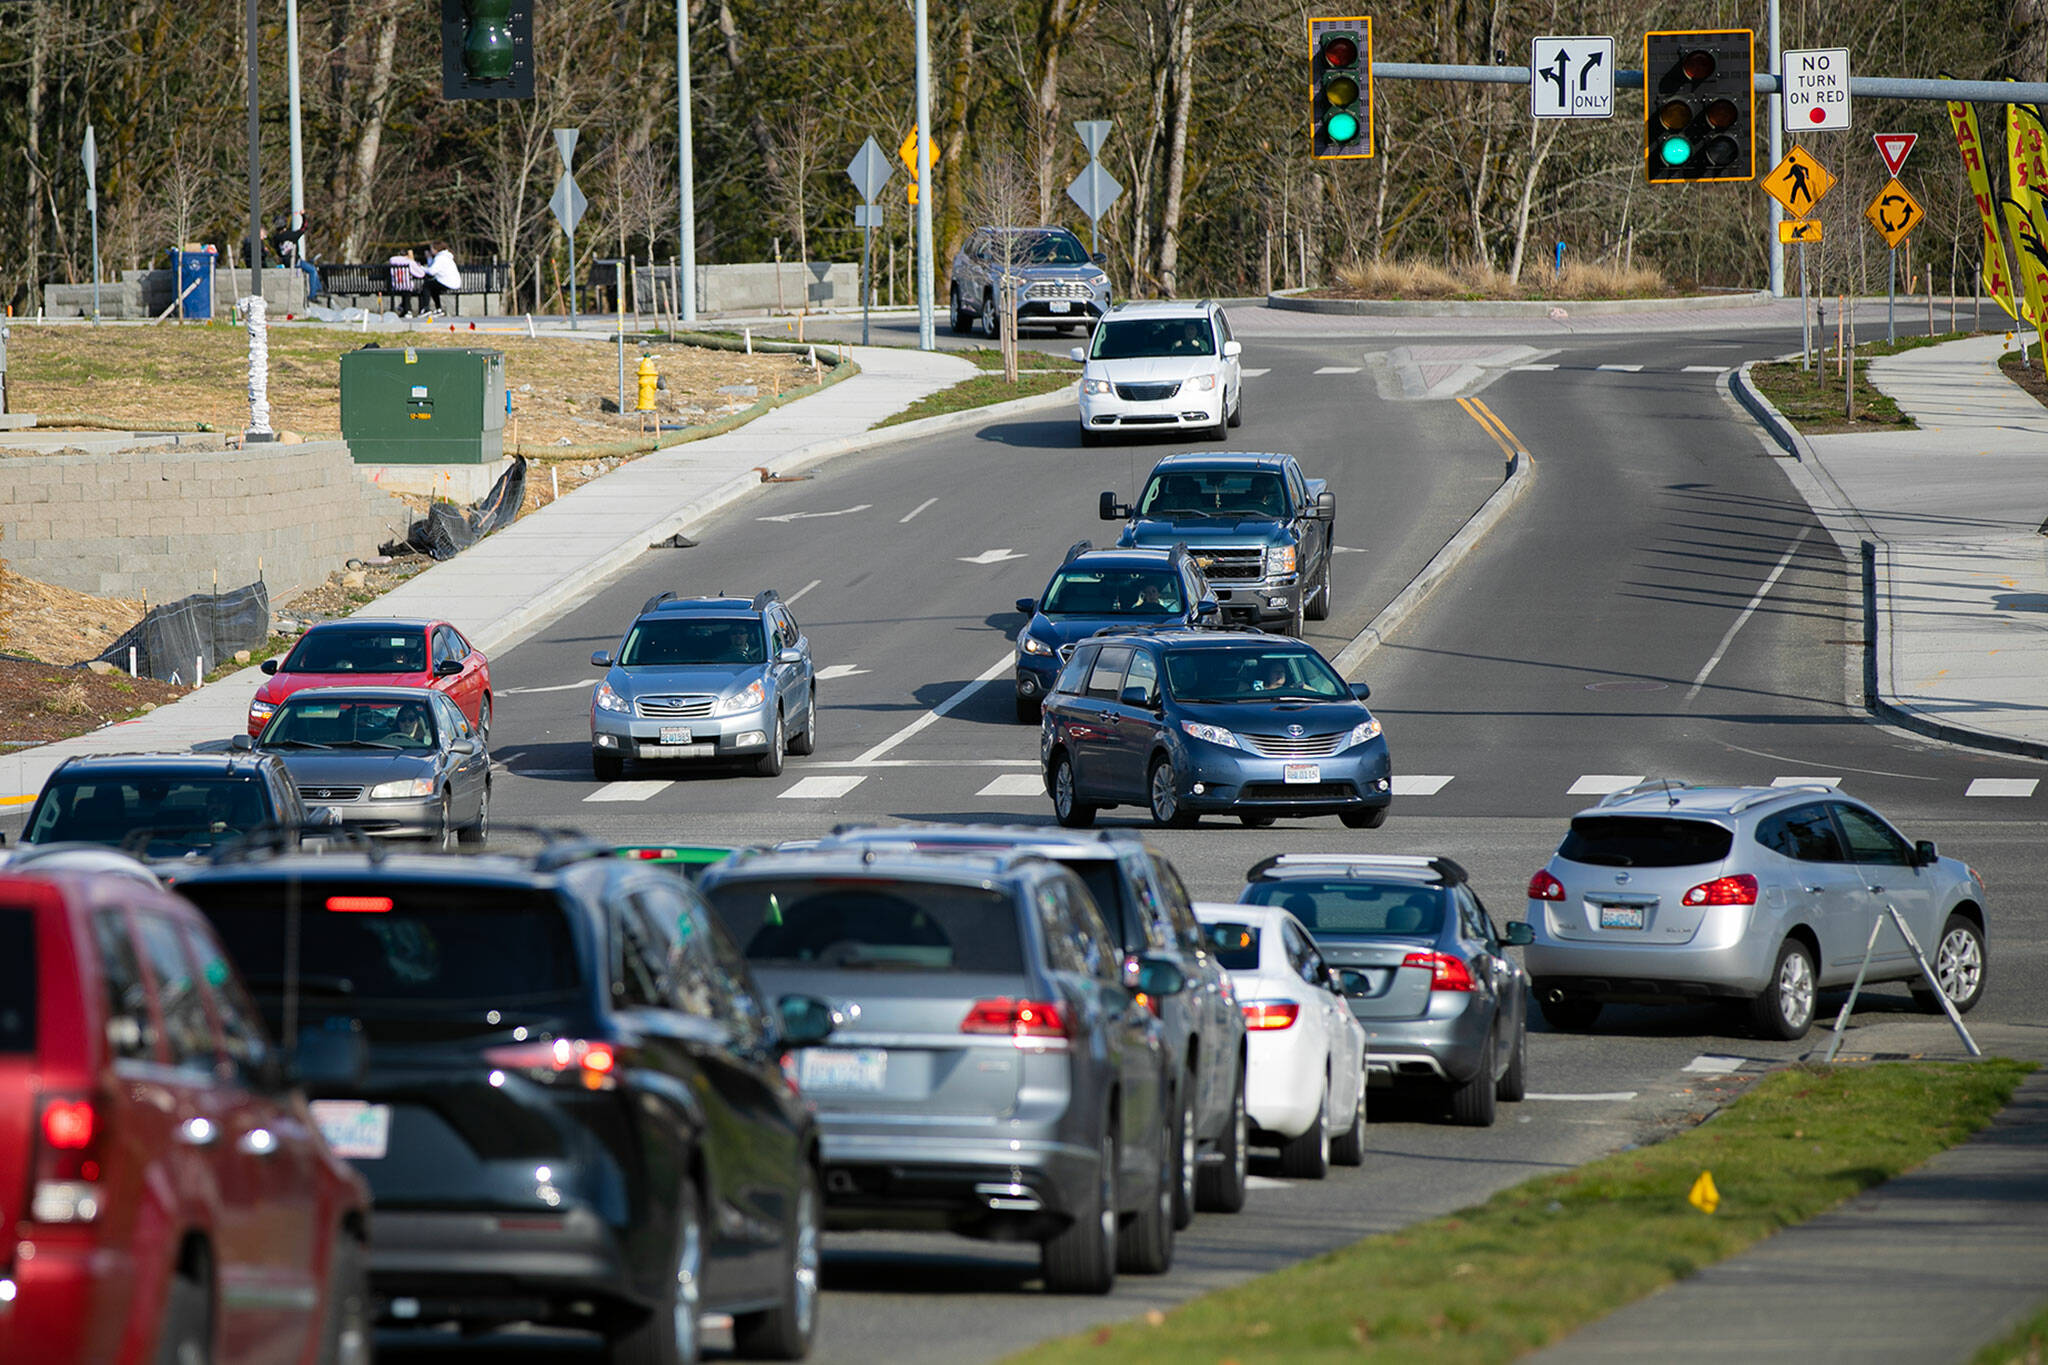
(1525, 929, 1775, 1000)
(1244, 1030, 1327, 1138)
(1360, 1004, 1492, 1086)
(816, 1130, 1099, 1239)
(367, 1207, 636, 1326)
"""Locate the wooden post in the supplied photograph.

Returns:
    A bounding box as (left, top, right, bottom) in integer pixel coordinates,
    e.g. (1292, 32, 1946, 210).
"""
(1844, 295, 1855, 422)
(1926, 266, 1934, 337)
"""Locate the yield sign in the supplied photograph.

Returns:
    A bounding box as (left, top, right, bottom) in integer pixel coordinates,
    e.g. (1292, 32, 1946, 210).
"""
(1874, 132, 1918, 178)
(1762, 146, 1835, 216)
(1865, 178, 1925, 249)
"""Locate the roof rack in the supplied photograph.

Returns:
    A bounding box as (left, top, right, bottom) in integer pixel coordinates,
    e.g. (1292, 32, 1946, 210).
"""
(1245, 852, 1469, 885)
(1595, 778, 1696, 809)
(641, 590, 679, 614)
(1062, 539, 1093, 566)
(1728, 783, 1833, 814)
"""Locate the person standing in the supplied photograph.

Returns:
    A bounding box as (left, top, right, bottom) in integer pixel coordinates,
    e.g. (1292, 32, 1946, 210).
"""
(421, 242, 462, 317)
(387, 247, 422, 317)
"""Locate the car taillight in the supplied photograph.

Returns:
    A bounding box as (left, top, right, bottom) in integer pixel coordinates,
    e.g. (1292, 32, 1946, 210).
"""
(1402, 951, 1476, 992)
(1241, 1001, 1299, 1030)
(482, 1038, 622, 1090)
(1682, 874, 1758, 907)
(32, 1096, 102, 1223)
(961, 998, 1070, 1041)
(325, 895, 392, 914)
(1528, 869, 1566, 901)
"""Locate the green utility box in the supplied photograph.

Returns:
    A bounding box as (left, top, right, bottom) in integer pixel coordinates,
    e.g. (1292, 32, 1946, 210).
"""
(339, 346, 506, 465)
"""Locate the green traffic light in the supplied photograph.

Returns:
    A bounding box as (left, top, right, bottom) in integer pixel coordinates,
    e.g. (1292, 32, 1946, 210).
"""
(1658, 135, 1692, 167)
(464, 0, 517, 82)
(1326, 111, 1360, 144)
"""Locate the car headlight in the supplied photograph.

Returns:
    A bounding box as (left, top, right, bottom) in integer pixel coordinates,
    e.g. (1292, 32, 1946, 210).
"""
(1266, 544, 1298, 576)
(1088, 272, 1109, 287)
(369, 778, 436, 799)
(1019, 633, 1054, 656)
(1082, 377, 1114, 395)
(715, 679, 767, 715)
(1191, 374, 1218, 391)
(248, 700, 276, 723)
(595, 682, 631, 714)
(1178, 719, 1241, 749)
(1347, 717, 1383, 748)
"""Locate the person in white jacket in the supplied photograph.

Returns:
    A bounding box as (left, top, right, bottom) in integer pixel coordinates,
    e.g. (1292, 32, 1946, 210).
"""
(421, 243, 462, 316)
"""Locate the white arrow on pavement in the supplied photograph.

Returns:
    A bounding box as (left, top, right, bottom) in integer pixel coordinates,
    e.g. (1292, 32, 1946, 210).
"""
(757, 503, 872, 524)
(959, 549, 1028, 565)
(815, 664, 869, 681)
(1332, 545, 1366, 554)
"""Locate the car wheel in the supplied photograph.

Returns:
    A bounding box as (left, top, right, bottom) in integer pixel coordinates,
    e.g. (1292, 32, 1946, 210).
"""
(611, 1185, 704, 1365)
(1116, 1107, 1175, 1274)
(1277, 1077, 1331, 1179)
(1015, 695, 1042, 725)
(1537, 992, 1602, 1032)
(1449, 1032, 1498, 1127)
(754, 710, 786, 778)
(1277, 599, 1304, 637)
(457, 781, 489, 846)
(949, 284, 971, 335)
(1227, 384, 1243, 428)
(1496, 1017, 1528, 1103)
(1239, 813, 1275, 828)
(317, 1232, 371, 1365)
(1912, 914, 1987, 1014)
(981, 291, 999, 339)
(435, 791, 456, 852)
(732, 1166, 820, 1360)
(1195, 1059, 1248, 1213)
(1340, 806, 1388, 829)
(1042, 1131, 1117, 1294)
(594, 748, 625, 783)
(1304, 560, 1331, 621)
(1170, 1074, 1197, 1230)
(787, 687, 817, 756)
(1148, 757, 1198, 829)
(1051, 752, 1096, 828)
(1330, 1077, 1367, 1166)
(156, 1248, 212, 1365)
(1749, 938, 1818, 1041)
(477, 692, 492, 741)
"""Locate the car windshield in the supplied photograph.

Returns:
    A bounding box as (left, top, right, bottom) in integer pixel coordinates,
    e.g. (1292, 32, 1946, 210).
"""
(1242, 879, 1445, 937)
(1559, 817, 1735, 868)
(0, 907, 34, 1053)
(1006, 232, 1089, 266)
(704, 876, 1025, 973)
(1137, 470, 1283, 519)
(1091, 318, 1216, 361)
(1041, 568, 1184, 616)
(1163, 647, 1348, 703)
(1204, 921, 1260, 971)
(281, 627, 426, 674)
(26, 777, 268, 852)
(262, 697, 438, 750)
(620, 617, 765, 667)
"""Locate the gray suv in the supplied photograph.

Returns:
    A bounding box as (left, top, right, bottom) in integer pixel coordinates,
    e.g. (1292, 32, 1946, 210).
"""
(1525, 782, 1989, 1040)
(589, 590, 817, 781)
(698, 845, 1184, 1294)
(948, 226, 1112, 337)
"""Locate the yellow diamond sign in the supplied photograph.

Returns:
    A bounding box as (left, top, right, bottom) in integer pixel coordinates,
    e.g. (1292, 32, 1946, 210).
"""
(1865, 178, 1924, 249)
(1762, 146, 1834, 216)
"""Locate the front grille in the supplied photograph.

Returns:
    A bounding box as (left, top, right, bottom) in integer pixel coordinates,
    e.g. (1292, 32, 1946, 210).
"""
(1114, 382, 1180, 402)
(1240, 732, 1347, 759)
(1239, 781, 1358, 802)
(297, 785, 363, 803)
(635, 695, 717, 719)
(1189, 548, 1264, 581)
(1027, 281, 1094, 300)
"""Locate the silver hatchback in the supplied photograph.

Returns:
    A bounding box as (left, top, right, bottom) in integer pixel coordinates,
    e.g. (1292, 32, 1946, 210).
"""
(1524, 782, 1988, 1040)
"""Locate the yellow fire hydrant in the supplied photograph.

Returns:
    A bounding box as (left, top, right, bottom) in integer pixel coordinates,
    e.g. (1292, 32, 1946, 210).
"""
(635, 354, 659, 412)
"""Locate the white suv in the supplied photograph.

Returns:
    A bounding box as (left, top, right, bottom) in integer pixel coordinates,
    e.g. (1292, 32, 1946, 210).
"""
(1073, 301, 1243, 446)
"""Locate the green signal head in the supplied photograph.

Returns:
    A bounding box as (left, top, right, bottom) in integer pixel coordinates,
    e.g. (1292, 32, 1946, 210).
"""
(1326, 111, 1361, 144)
(1658, 135, 1693, 167)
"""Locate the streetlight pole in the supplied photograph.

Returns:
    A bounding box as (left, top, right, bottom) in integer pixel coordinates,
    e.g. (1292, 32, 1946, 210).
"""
(914, 0, 934, 350)
(244, 0, 273, 441)
(287, 0, 304, 234)
(677, 0, 697, 323)
(1768, 0, 1784, 298)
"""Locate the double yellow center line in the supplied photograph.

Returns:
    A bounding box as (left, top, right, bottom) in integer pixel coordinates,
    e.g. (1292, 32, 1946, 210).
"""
(1457, 396, 1528, 462)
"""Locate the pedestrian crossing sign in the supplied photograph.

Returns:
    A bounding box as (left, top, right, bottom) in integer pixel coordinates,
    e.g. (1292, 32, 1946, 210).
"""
(1762, 146, 1834, 216)
(1778, 218, 1823, 244)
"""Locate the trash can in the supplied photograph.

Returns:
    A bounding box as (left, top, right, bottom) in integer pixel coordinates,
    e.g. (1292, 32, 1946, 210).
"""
(174, 247, 216, 320)
(339, 347, 506, 465)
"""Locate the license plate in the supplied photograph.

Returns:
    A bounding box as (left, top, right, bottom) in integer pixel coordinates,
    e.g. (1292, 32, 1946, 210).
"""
(659, 725, 692, 745)
(799, 1048, 888, 1093)
(1284, 763, 1320, 784)
(1598, 904, 1647, 930)
(639, 742, 714, 758)
(1049, 299, 1072, 313)
(309, 1100, 391, 1160)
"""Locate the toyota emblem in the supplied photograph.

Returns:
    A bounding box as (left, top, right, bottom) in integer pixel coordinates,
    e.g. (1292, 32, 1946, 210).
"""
(1286, 724, 1305, 737)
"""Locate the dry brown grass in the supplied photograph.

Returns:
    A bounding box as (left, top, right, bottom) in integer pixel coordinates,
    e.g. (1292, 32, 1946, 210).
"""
(1323, 256, 1675, 301)
(42, 681, 92, 715)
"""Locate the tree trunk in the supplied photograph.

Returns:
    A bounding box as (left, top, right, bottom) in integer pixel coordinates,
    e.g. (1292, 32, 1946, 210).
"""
(24, 2, 48, 305)
(339, 0, 400, 260)
(1156, 0, 1195, 296)
(1506, 121, 1561, 283)
(939, 0, 972, 262)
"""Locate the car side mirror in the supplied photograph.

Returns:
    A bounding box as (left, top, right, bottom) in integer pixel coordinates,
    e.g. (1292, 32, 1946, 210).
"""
(591, 650, 614, 668)
(1350, 682, 1372, 701)
(1223, 340, 1243, 359)
(1313, 491, 1337, 521)
(1913, 840, 1939, 867)
(1090, 252, 1108, 267)
(777, 994, 836, 1047)
(1195, 596, 1221, 624)
(435, 657, 464, 677)
(1503, 921, 1536, 947)
(1123, 955, 1186, 997)
(1119, 683, 1157, 710)
(777, 648, 804, 665)
(230, 733, 256, 751)
(1015, 597, 1037, 616)
(1068, 346, 1086, 364)
(455, 738, 483, 756)
(259, 658, 280, 675)
(1099, 491, 1129, 522)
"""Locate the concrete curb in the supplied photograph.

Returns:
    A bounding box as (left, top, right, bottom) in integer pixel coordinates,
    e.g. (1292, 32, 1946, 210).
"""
(1268, 288, 1773, 318)
(1332, 448, 1535, 678)
(1728, 362, 1812, 460)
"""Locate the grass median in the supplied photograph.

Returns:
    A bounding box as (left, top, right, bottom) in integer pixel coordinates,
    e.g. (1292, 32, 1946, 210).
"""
(877, 369, 1076, 427)
(1007, 1060, 2032, 1365)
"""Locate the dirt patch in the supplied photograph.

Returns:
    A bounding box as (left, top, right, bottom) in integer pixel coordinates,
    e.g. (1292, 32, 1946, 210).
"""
(0, 564, 146, 663)
(1999, 352, 2048, 410)
(0, 655, 186, 746)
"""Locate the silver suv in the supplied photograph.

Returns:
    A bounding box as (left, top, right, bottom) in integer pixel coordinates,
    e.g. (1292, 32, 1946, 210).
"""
(948, 226, 1111, 337)
(1524, 782, 1988, 1040)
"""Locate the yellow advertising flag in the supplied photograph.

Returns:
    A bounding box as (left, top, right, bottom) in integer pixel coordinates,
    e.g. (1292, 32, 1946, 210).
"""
(1688, 1170, 1721, 1215)
(2010, 102, 2048, 194)
(2001, 198, 2048, 350)
(1952, 98, 2022, 320)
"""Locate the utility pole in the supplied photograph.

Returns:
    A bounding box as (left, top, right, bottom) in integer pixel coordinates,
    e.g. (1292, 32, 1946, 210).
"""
(287, 0, 304, 233)
(914, 0, 934, 350)
(676, 0, 696, 323)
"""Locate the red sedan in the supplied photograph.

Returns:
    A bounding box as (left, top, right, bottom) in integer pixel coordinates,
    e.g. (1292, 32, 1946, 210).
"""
(249, 617, 491, 738)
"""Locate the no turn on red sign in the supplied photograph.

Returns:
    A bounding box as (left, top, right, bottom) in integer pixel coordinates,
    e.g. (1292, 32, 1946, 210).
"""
(1784, 48, 1851, 131)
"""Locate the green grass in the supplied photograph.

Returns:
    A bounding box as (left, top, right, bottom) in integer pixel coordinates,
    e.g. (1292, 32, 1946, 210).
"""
(1976, 1301, 2048, 1365)
(1750, 356, 1913, 434)
(955, 346, 1082, 372)
(876, 369, 1075, 427)
(1006, 1061, 2033, 1365)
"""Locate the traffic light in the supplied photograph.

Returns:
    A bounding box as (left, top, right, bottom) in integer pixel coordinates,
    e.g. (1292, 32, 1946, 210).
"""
(441, 0, 533, 100)
(1309, 17, 1374, 160)
(1643, 30, 1755, 182)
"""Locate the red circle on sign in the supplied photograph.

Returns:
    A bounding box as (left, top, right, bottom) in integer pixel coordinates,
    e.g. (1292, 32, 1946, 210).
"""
(1809, 107, 1826, 124)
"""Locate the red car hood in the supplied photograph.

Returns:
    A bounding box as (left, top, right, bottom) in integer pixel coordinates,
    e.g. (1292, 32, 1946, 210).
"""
(254, 670, 435, 704)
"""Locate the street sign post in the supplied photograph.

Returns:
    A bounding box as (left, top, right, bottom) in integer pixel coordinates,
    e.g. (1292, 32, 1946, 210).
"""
(1783, 48, 1851, 131)
(1529, 36, 1614, 119)
(846, 136, 894, 345)
(1874, 132, 1918, 177)
(82, 125, 100, 322)
(1867, 177, 1926, 341)
(551, 128, 587, 330)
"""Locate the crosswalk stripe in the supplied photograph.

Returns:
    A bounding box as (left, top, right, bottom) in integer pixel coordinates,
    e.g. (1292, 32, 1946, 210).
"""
(779, 775, 868, 799)
(584, 780, 673, 803)
(1966, 777, 2039, 798)
(1240, 367, 1271, 378)
(1682, 365, 1725, 373)
(977, 774, 1047, 798)
(1596, 364, 1644, 372)
(1313, 365, 1361, 375)
(1771, 776, 1840, 788)
(1568, 774, 1644, 795)
(1513, 363, 1559, 371)
(1391, 775, 1453, 796)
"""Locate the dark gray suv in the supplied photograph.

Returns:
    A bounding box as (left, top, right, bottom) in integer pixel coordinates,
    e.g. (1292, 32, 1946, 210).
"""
(699, 845, 1183, 1294)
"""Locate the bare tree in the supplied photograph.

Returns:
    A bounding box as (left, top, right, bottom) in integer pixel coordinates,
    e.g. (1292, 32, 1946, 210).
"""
(765, 107, 827, 304)
(967, 152, 1036, 379)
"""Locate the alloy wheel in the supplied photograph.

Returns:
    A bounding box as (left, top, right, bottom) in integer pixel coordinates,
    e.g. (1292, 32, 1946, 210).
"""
(1935, 925, 1984, 1003)
(1778, 947, 1815, 1032)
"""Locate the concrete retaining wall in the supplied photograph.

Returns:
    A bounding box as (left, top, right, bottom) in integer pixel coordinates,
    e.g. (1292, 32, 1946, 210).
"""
(636, 263, 861, 316)
(0, 439, 413, 601)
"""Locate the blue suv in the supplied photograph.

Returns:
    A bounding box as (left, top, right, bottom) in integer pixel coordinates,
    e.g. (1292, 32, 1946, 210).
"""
(590, 590, 817, 781)
(1040, 629, 1392, 829)
(1013, 543, 1217, 722)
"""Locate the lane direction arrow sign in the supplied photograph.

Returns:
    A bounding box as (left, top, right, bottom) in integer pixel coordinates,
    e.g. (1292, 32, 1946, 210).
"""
(1865, 178, 1925, 249)
(1778, 218, 1824, 244)
(1529, 36, 1614, 119)
(846, 137, 892, 204)
(1874, 132, 1918, 178)
(1762, 146, 1835, 216)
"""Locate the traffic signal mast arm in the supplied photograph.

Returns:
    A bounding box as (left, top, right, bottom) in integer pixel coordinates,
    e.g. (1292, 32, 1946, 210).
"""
(1367, 61, 2048, 105)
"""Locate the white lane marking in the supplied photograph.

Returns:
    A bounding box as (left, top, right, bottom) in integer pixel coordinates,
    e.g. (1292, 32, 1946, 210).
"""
(499, 679, 598, 695)
(959, 549, 1029, 566)
(1514, 363, 1560, 372)
(815, 664, 868, 682)
(1682, 1055, 1748, 1075)
(505, 768, 594, 777)
(1245, 1175, 1290, 1190)
(1967, 777, 2040, 797)
(1771, 775, 1840, 788)
(779, 775, 867, 799)
(1313, 365, 1361, 375)
(1391, 775, 1453, 796)
(1684, 527, 1813, 704)
(1525, 1092, 1639, 1102)
(584, 780, 673, 803)
(854, 653, 1018, 765)
(900, 497, 938, 524)
(1239, 368, 1272, 378)
(808, 758, 1038, 769)
(784, 579, 821, 606)
(1597, 364, 1644, 372)
(1332, 545, 1366, 554)
(1682, 365, 1726, 373)
(1568, 774, 1644, 795)
(977, 774, 1048, 798)
(757, 503, 872, 524)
